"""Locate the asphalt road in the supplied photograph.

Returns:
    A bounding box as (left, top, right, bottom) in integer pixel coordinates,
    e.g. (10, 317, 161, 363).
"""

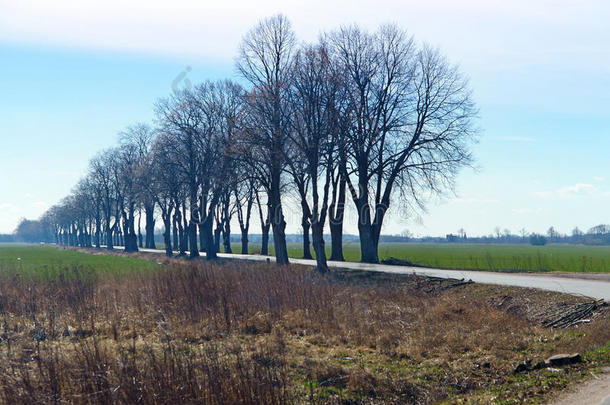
(128, 247, 610, 301)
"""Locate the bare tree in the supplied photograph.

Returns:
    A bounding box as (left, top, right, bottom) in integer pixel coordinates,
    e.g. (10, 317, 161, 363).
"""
(287, 42, 342, 272)
(148, 132, 183, 256)
(120, 123, 157, 249)
(218, 189, 234, 253)
(285, 154, 313, 259)
(199, 80, 246, 259)
(233, 175, 255, 254)
(328, 156, 347, 261)
(254, 187, 271, 255)
(90, 149, 120, 250)
(78, 175, 103, 248)
(111, 141, 141, 252)
(236, 14, 296, 265)
(547, 226, 559, 239)
(156, 88, 209, 258)
(519, 228, 528, 240)
(329, 24, 477, 262)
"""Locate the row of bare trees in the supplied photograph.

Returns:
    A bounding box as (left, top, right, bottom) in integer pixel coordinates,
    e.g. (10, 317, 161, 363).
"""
(39, 15, 477, 271)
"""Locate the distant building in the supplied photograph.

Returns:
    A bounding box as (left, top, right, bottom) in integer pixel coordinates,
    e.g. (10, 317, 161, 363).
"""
(446, 234, 458, 242)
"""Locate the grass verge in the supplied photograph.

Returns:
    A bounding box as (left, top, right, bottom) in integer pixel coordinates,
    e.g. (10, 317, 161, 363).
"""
(0, 246, 607, 403)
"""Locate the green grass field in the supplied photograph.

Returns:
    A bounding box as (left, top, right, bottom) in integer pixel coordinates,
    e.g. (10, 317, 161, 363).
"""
(8, 241, 610, 274)
(225, 241, 610, 273)
(0, 244, 159, 280)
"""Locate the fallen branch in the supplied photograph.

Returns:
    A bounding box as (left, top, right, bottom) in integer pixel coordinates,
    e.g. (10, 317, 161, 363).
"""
(542, 300, 606, 329)
(441, 279, 474, 290)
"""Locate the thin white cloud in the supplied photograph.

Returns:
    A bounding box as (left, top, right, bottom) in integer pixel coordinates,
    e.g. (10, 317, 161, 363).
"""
(593, 176, 605, 182)
(556, 183, 596, 198)
(532, 183, 602, 200)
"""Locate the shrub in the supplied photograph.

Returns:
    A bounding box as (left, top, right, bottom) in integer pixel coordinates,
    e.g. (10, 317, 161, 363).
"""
(530, 234, 548, 246)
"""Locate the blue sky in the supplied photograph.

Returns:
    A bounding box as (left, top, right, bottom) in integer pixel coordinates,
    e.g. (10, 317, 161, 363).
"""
(0, 0, 609, 237)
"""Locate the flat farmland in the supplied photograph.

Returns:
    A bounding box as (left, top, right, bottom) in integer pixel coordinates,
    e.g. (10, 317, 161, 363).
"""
(0, 244, 159, 279)
(233, 242, 610, 273)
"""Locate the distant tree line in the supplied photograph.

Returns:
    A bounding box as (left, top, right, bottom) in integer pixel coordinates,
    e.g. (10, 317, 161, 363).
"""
(442, 224, 610, 246)
(0, 234, 15, 243)
(25, 15, 478, 271)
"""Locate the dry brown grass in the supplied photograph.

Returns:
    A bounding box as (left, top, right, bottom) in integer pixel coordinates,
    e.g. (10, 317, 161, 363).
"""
(0, 254, 607, 404)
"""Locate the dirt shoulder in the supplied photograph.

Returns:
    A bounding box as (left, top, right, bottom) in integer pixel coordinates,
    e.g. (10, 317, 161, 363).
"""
(552, 367, 610, 404)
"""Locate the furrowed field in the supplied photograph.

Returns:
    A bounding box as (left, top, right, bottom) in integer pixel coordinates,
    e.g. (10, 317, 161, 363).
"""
(0, 244, 608, 404)
(228, 242, 610, 273)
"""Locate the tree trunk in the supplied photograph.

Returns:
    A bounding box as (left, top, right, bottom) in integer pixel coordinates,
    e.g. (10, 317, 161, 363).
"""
(199, 222, 206, 253)
(255, 191, 270, 256)
(105, 221, 113, 250)
(145, 203, 156, 249)
(329, 222, 343, 261)
(95, 217, 101, 248)
(124, 206, 139, 253)
(181, 201, 189, 254)
(162, 215, 173, 257)
(172, 211, 179, 252)
(203, 216, 217, 260)
(175, 206, 186, 256)
(297, 187, 313, 259)
(235, 186, 253, 256)
(354, 187, 378, 263)
(221, 194, 232, 253)
(261, 223, 270, 255)
(129, 224, 139, 252)
(301, 218, 312, 259)
(130, 209, 139, 252)
(122, 215, 128, 249)
(240, 230, 248, 254)
(214, 225, 221, 254)
(178, 223, 186, 255)
(188, 221, 198, 258)
(188, 194, 199, 259)
(271, 220, 288, 264)
(269, 187, 289, 265)
(329, 172, 346, 261)
(137, 213, 143, 248)
(222, 220, 232, 253)
(311, 221, 328, 272)
(358, 223, 379, 263)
